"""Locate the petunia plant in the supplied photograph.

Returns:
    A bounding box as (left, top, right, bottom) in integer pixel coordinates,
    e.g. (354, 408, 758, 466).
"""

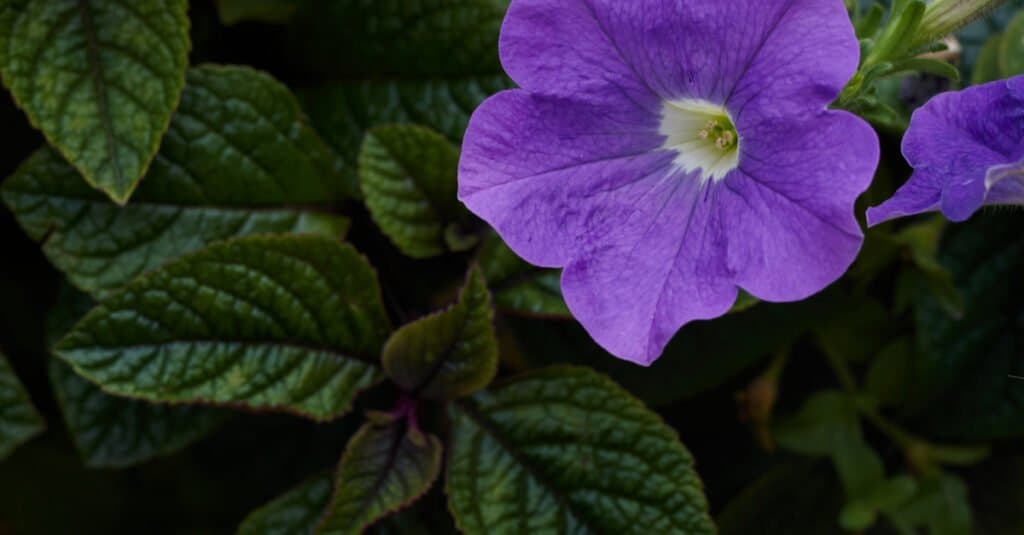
(0, 0, 1021, 534)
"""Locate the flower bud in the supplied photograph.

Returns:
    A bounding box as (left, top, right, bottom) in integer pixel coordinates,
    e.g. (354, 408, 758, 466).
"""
(914, 0, 1008, 47)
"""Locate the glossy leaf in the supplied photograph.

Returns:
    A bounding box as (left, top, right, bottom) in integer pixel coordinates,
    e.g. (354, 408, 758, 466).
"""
(3, 65, 350, 299)
(359, 125, 465, 259)
(316, 418, 442, 535)
(0, 0, 190, 202)
(238, 473, 333, 535)
(447, 366, 715, 535)
(0, 351, 44, 459)
(55, 235, 392, 421)
(383, 267, 497, 400)
(477, 233, 570, 318)
(911, 212, 1024, 439)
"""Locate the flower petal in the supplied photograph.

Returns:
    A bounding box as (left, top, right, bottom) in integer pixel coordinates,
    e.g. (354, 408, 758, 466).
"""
(501, 0, 855, 107)
(561, 175, 737, 365)
(868, 78, 1024, 224)
(459, 89, 671, 266)
(728, 111, 877, 300)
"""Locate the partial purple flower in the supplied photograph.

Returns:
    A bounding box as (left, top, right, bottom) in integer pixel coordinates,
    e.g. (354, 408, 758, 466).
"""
(868, 75, 1024, 225)
(459, 0, 879, 365)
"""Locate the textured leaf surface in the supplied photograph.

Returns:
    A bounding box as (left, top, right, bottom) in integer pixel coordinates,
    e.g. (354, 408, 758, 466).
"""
(478, 233, 570, 318)
(3, 65, 349, 299)
(0, 0, 189, 202)
(238, 473, 333, 535)
(46, 285, 224, 467)
(317, 419, 442, 535)
(447, 366, 715, 535)
(912, 213, 1024, 439)
(0, 351, 44, 459)
(55, 235, 392, 421)
(50, 359, 225, 467)
(215, 0, 297, 26)
(359, 125, 464, 258)
(383, 267, 497, 400)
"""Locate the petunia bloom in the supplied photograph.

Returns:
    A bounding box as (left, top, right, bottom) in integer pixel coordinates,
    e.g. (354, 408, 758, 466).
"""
(867, 75, 1024, 225)
(459, 0, 879, 365)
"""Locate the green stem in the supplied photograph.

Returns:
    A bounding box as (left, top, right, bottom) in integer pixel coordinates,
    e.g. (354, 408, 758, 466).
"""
(823, 351, 989, 470)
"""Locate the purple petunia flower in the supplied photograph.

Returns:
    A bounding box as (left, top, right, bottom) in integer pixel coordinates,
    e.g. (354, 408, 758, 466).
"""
(868, 75, 1024, 225)
(458, 0, 879, 365)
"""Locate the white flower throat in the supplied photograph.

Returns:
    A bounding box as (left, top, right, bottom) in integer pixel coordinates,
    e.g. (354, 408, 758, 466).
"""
(659, 99, 740, 183)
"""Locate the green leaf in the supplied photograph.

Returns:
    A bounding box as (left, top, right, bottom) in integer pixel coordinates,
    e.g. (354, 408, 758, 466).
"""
(359, 124, 465, 259)
(999, 10, 1024, 75)
(55, 235, 392, 421)
(717, 461, 845, 535)
(45, 284, 223, 467)
(446, 366, 715, 535)
(238, 473, 333, 535)
(814, 296, 892, 363)
(0, 351, 44, 460)
(0, 0, 190, 203)
(50, 358, 225, 468)
(3, 65, 350, 299)
(911, 212, 1024, 439)
(215, 0, 297, 26)
(971, 33, 1005, 84)
(958, 0, 1024, 75)
(884, 473, 972, 535)
(477, 233, 570, 318)
(285, 0, 506, 78)
(316, 418, 442, 535)
(299, 76, 511, 201)
(383, 267, 497, 400)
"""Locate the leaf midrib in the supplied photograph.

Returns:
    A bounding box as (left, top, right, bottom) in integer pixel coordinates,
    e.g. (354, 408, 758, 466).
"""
(77, 0, 125, 194)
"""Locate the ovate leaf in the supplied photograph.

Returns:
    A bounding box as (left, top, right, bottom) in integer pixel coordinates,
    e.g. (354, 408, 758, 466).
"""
(316, 418, 442, 535)
(0, 0, 190, 202)
(0, 351, 44, 459)
(238, 473, 333, 535)
(447, 366, 715, 535)
(383, 266, 497, 400)
(478, 233, 570, 318)
(911, 212, 1024, 440)
(3, 65, 350, 299)
(50, 359, 225, 467)
(359, 125, 466, 259)
(55, 235, 392, 421)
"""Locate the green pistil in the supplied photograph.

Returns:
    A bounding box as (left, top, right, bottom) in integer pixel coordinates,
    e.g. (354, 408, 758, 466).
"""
(698, 115, 738, 152)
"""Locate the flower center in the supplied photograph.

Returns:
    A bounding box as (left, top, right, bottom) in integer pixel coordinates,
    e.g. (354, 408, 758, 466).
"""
(659, 99, 740, 183)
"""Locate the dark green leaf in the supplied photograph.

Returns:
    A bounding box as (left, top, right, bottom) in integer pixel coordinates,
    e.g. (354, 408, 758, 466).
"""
(447, 366, 715, 535)
(0, 351, 44, 459)
(884, 473, 972, 535)
(3, 65, 351, 299)
(55, 235, 392, 421)
(957, 0, 1024, 75)
(50, 359, 225, 468)
(865, 337, 916, 407)
(238, 473, 333, 535)
(317, 418, 442, 535)
(300, 76, 509, 186)
(383, 267, 497, 400)
(0, 0, 189, 202)
(911, 212, 1024, 440)
(717, 461, 845, 535)
(971, 33, 1005, 84)
(359, 125, 465, 259)
(286, 0, 505, 78)
(215, 0, 297, 26)
(814, 296, 891, 363)
(477, 233, 570, 318)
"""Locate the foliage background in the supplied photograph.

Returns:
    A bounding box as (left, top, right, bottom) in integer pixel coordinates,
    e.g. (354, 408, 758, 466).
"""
(0, 0, 1022, 534)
